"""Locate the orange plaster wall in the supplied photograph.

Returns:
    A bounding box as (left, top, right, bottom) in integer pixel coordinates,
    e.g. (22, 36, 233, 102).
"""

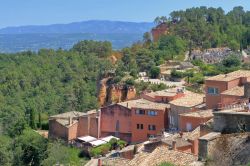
(100, 104, 132, 135)
(205, 80, 228, 109)
(179, 115, 213, 132)
(131, 108, 167, 143)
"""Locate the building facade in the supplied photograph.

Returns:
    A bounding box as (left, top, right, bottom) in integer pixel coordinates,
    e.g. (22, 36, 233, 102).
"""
(179, 110, 213, 132)
(169, 92, 205, 130)
(49, 110, 99, 142)
(205, 70, 250, 109)
(100, 99, 169, 143)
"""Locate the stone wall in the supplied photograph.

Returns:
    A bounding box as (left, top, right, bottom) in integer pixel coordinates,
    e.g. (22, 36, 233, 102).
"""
(77, 116, 89, 137)
(199, 133, 250, 165)
(213, 112, 250, 133)
(77, 115, 99, 138)
(89, 117, 99, 138)
(198, 132, 221, 161)
(49, 119, 68, 141)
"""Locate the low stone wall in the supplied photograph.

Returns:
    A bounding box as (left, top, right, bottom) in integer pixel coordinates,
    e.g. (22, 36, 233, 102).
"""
(213, 112, 250, 133)
(198, 132, 221, 161)
(120, 145, 135, 160)
(144, 140, 164, 152)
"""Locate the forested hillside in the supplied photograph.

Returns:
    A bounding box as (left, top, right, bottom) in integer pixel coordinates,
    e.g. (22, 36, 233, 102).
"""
(162, 6, 250, 51)
(0, 41, 113, 134)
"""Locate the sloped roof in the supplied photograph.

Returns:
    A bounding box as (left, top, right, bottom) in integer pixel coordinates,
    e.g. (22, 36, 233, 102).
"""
(206, 70, 250, 82)
(221, 86, 244, 96)
(50, 111, 86, 119)
(180, 109, 214, 118)
(169, 91, 205, 107)
(145, 87, 184, 98)
(118, 98, 170, 110)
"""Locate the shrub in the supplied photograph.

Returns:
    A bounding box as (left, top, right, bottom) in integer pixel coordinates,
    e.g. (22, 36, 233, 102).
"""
(158, 162, 175, 166)
(125, 78, 135, 86)
(90, 147, 102, 157)
(150, 83, 168, 92)
(171, 69, 184, 78)
(41, 122, 49, 130)
(150, 66, 160, 78)
(109, 138, 118, 150)
(79, 149, 91, 159)
(117, 140, 127, 149)
(90, 143, 112, 157)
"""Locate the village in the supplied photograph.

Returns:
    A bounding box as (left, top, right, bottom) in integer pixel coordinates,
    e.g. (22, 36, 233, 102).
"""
(45, 21, 250, 166)
(1, 4, 250, 166)
(48, 69, 250, 166)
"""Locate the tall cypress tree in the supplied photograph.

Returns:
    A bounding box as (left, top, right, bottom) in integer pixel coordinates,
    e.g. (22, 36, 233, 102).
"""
(29, 108, 36, 129)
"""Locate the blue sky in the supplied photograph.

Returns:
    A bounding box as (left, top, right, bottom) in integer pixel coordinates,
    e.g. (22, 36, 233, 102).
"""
(0, 0, 250, 28)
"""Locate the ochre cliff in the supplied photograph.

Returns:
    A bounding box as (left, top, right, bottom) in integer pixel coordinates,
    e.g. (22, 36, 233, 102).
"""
(98, 78, 136, 107)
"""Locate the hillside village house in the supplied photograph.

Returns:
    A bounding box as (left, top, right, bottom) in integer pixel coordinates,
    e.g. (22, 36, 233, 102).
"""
(49, 110, 99, 142)
(100, 99, 169, 143)
(179, 109, 213, 132)
(205, 70, 250, 109)
(141, 87, 185, 103)
(169, 92, 205, 130)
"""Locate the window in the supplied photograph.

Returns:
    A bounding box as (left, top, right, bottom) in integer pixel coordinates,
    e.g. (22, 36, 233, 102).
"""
(136, 109, 145, 115)
(137, 124, 144, 130)
(207, 87, 219, 95)
(148, 125, 156, 130)
(148, 110, 157, 116)
(141, 124, 144, 129)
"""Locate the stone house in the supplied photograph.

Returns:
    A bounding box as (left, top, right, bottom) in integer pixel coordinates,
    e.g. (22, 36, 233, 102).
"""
(169, 91, 205, 130)
(141, 87, 185, 103)
(48, 110, 99, 142)
(179, 109, 213, 132)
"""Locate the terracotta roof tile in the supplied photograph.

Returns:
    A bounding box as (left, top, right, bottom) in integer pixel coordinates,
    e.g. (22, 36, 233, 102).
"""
(206, 70, 250, 82)
(180, 109, 214, 118)
(221, 86, 244, 96)
(169, 91, 205, 107)
(118, 99, 170, 110)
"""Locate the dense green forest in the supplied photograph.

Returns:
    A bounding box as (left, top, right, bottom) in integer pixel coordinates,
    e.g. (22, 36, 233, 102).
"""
(0, 41, 113, 165)
(159, 6, 250, 51)
(0, 6, 250, 166)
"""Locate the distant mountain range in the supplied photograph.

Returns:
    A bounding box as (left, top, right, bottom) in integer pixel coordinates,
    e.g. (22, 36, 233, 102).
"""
(0, 20, 154, 34)
(0, 20, 155, 53)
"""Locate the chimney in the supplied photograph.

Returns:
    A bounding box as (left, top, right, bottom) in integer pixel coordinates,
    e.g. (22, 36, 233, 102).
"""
(244, 82, 250, 98)
(172, 141, 177, 150)
(68, 117, 72, 125)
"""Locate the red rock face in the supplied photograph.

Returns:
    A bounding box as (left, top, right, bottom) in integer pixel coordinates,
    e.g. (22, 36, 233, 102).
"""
(98, 78, 137, 106)
(151, 23, 169, 42)
(98, 79, 107, 106)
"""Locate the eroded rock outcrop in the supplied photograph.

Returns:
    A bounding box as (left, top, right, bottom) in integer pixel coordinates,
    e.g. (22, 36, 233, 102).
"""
(98, 78, 136, 107)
